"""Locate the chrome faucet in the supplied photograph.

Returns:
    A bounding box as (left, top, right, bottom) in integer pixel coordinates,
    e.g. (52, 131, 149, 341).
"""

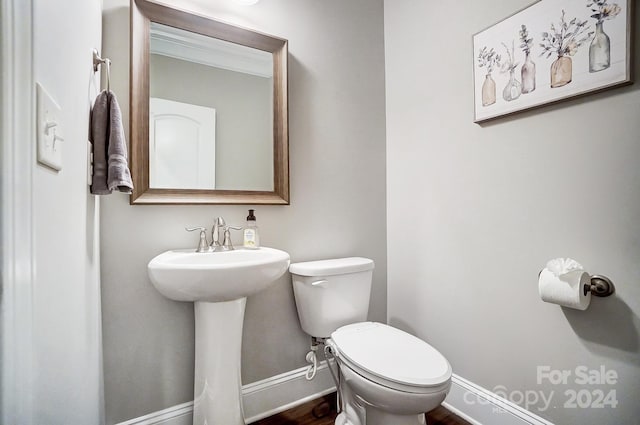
(211, 216, 242, 251)
(211, 217, 226, 251)
(187, 217, 241, 252)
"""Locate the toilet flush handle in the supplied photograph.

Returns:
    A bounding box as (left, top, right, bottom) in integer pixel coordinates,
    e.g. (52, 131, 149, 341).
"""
(311, 279, 328, 288)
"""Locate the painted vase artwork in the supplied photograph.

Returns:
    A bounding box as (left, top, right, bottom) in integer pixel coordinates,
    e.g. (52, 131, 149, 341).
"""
(473, 0, 631, 123)
(501, 41, 521, 101)
(477, 46, 501, 106)
(550, 56, 573, 87)
(540, 10, 593, 88)
(482, 74, 497, 106)
(519, 25, 536, 94)
(588, 1, 621, 72)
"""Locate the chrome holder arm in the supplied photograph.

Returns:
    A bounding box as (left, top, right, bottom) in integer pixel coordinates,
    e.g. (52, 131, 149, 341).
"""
(584, 275, 615, 297)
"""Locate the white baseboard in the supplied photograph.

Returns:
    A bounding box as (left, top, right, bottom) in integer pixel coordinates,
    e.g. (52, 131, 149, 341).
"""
(116, 401, 193, 425)
(114, 370, 554, 425)
(243, 362, 336, 423)
(444, 374, 555, 425)
(114, 363, 336, 425)
(114, 401, 194, 425)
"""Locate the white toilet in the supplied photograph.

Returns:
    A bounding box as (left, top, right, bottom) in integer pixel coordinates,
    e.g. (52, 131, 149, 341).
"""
(289, 257, 452, 425)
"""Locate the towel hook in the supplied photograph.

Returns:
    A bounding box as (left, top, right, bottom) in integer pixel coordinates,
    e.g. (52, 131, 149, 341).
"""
(105, 58, 111, 92)
(93, 49, 112, 92)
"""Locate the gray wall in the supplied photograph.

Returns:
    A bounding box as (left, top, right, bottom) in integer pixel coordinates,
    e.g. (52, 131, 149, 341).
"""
(385, 1, 640, 424)
(150, 54, 273, 191)
(101, 0, 387, 423)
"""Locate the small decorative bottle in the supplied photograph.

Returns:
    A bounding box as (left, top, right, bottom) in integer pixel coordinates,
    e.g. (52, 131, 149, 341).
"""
(481, 74, 496, 106)
(521, 53, 536, 94)
(502, 69, 521, 102)
(243, 209, 260, 249)
(551, 56, 572, 88)
(589, 21, 611, 72)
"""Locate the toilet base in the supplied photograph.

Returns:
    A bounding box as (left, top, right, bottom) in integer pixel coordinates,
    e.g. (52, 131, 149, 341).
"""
(364, 406, 426, 425)
(336, 358, 449, 425)
(334, 376, 364, 425)
(335, 400, 428, 425)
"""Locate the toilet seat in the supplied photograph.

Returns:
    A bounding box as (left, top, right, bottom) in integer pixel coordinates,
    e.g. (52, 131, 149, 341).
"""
(330, 322, 452, 394)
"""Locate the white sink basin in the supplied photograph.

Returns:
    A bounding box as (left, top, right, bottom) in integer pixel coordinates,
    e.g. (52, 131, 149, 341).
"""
(148, 247, 290, 302)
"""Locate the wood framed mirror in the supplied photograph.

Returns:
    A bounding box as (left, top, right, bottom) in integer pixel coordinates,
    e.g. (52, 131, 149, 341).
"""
(130, 0, 289, 204)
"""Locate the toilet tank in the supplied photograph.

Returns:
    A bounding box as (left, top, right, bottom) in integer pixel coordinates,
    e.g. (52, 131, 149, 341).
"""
(289, 257, 374, 338)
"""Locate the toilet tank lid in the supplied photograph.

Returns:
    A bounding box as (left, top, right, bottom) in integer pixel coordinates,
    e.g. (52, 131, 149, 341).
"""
(289, 257, 374, 277)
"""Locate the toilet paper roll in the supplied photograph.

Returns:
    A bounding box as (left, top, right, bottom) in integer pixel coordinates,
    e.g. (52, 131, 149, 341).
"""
(538, 269, 591, 310)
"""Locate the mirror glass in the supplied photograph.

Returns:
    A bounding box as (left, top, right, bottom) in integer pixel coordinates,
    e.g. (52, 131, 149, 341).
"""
(130, 0, 289, 205)
(149, 23, 274, 191)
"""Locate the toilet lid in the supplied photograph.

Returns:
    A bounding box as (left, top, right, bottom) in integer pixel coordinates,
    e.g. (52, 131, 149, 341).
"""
(331, 322, 451, 388)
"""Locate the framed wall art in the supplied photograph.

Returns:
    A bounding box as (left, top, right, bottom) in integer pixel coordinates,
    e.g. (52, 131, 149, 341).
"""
(473, 0, 633, 123)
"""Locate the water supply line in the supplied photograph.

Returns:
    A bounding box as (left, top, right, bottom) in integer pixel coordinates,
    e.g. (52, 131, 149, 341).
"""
(303, 337, 343, 414)
(323, 343, 343, 415)
(304, 340, 319, 380)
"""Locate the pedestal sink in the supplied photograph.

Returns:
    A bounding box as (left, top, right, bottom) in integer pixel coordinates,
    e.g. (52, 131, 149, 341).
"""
(148, 247, 290, 425)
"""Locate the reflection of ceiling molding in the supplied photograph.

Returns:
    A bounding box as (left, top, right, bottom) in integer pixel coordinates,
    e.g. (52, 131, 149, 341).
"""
(150, 23, 273, 78)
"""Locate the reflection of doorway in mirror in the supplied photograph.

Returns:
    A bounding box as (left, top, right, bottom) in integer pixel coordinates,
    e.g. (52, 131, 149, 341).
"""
(149, 98, 216, 190)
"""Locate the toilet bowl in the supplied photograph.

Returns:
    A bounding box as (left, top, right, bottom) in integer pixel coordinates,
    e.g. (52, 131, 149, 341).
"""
(289, 258, 452, 425)
(330, 322, 451, 425)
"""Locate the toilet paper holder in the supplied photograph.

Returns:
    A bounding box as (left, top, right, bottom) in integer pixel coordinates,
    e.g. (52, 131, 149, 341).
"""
(537, 270, 615, 298)
(584, 275, 615, 297)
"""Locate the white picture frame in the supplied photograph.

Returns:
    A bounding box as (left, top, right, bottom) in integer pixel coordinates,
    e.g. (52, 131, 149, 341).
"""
(473, 0, 633, 123)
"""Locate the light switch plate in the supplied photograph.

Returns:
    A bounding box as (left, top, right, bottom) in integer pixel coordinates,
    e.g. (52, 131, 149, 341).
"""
(36, 83, 63, 171)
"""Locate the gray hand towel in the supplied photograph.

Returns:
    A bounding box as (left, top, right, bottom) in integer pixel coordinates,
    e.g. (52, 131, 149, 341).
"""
(90, 91, 110, 195)
(89, 90, 134, 194)
(106, 92, 133, 193)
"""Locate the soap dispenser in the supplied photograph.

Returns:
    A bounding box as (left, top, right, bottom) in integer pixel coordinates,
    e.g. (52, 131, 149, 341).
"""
(243, 209, 260, 249)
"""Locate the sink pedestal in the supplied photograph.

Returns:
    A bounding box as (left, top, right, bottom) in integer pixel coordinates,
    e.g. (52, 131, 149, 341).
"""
(193, 298, 247, 425)
(147, 247, 291, 424)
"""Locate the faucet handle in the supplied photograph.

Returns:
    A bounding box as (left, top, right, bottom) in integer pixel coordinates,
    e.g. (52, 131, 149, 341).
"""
(222, 226, 242, 251)
(185, 227, 210, 253)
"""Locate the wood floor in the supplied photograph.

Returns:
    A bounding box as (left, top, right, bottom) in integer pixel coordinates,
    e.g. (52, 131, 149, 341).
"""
(253, 393, 471, 425)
